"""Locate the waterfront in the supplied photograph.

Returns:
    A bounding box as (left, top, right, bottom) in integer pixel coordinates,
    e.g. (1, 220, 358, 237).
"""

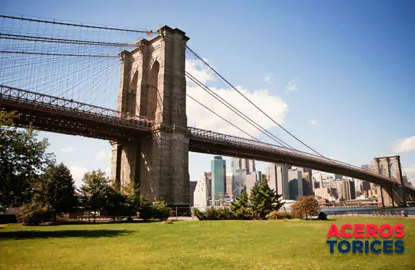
(321, 206, 415, 216)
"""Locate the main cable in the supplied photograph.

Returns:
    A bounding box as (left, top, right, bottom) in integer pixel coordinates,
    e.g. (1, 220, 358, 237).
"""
(186, 45, 325, 157)
(0, 14, 157, 35)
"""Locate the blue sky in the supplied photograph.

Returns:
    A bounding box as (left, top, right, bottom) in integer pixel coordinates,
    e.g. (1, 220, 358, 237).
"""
(1, 0, 414, 185)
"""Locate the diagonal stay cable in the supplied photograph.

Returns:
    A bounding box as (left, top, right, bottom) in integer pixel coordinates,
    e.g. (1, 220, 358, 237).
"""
(186, 71, 292, 148)
(186, 45, 325, 157)
(187, 93, 258, 141)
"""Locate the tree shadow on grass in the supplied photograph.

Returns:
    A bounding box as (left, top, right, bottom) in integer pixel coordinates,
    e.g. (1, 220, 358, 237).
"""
(0, 229, 133, 240)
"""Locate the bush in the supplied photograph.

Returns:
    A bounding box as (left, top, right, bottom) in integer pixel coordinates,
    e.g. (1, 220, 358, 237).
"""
(153, 201, 170, 221)
(138, 199, 153, 221)
(266, 211, 294, 220)
(233, 208, 254, 220)
(16, 203, 51, 225)
(193, 208, 206, 220)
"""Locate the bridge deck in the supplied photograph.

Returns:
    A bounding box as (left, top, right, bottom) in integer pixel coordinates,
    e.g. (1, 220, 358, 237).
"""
(1, 85, 413, 192)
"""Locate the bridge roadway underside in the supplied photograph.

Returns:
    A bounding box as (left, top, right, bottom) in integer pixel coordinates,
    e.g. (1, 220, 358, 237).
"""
(189, 137, 414, 193)
(1, 101, 151, 141)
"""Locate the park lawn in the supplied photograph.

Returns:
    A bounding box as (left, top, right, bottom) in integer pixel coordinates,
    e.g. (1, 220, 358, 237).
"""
(0, 217, 414, 270)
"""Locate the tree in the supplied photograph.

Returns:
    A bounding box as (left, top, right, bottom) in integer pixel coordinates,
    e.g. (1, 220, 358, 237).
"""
(291, 195, 319, 219)
(231, 188, 248, 212)
(0, 109, 55, 207)
(249, 179, 284, 219)
(42, 163, 77, 221)
(104, 186, 128, 220)
(123, 182, 140, 217)
(78, 170, 109, 223)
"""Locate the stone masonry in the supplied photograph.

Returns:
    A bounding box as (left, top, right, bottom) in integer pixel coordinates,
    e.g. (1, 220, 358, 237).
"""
(373, 156, 407, 207)
(110, 26, 190, 207)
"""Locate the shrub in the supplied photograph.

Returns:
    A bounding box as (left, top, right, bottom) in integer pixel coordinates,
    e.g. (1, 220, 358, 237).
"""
(153, 201, 170, 221)
(233, 208, 254, 220)
(139, 199, 153, 221)
(193, 208, 206, 220)
(16, 203, 51, 225)
(266, 211, 294, 220)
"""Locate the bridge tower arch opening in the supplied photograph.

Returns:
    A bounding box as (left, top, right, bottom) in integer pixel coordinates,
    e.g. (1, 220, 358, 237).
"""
(374, 156, 407, 208)
(111, 26, 190, 209)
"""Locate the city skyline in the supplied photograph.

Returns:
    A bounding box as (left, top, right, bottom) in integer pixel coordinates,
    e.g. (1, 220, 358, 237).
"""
(1, 0, 414, 186)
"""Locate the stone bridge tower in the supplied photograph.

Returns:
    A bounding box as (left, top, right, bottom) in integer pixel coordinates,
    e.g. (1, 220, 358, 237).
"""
(373, 155, 407, 207)
(110, 26, 190, 208)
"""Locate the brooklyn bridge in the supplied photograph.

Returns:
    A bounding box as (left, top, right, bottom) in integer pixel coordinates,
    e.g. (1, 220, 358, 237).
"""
(0, 15, 413, 209)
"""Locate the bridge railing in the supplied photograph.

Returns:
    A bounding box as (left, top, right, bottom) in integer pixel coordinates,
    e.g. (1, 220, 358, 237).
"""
(0, 84, 154, 130)
(188, 127, 402, 185)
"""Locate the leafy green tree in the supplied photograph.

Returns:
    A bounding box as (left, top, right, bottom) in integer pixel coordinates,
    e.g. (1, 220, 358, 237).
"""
(123, 182, 141, 217)
(0, 109, 55, 207)
(249, 179, 284, 219)
(78, 169, 109, 223)
(42, 163, 77, 221)
(104, 186, 128, 220)
(291, 195, 319, 219)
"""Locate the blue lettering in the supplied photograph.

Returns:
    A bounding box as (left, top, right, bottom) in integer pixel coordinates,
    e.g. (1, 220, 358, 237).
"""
(370, 240, 381, 254)
(395, 240, 404, 254)
(352, 240, 363, 253)
(383, 240, 393, 254)
(338, 240, 351, 253)
(326, 240, 337, 254)
(365, 240, 369, 253)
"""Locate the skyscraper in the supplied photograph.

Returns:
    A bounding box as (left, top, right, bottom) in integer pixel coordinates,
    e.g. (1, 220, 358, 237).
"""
(266, 164, 289, 200)
(211, 156, 226, 206)
(288, 169, 303, 200)
(231, 158, 256, 174)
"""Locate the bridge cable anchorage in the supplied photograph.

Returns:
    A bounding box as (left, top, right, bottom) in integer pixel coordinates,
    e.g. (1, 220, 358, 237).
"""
(186, 71, 292, 148)
(186, 45, 325, 157)
(187, 93, 258, 141)
(0, 14, 157, 35)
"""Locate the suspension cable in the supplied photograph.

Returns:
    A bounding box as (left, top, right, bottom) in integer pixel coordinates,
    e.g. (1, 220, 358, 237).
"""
(186, 72, 293, 148)
(186, 45, 325, 157)
(187, 93, 258, 141)
(0, 14, 157, 34)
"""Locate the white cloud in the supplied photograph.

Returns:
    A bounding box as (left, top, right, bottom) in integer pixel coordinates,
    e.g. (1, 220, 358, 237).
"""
(61, 146, 75, 153)
(186, 59, 215, 84)
(69, 166, 88, 188)
(95, 151, 111, 160)
(393, 136, 415, 154)
(186, 60, 288, 138)
(285, 80, 297, 93)
(310, 120, 318, 126)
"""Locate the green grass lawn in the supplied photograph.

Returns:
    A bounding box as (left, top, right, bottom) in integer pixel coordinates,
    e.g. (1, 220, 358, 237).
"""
(1, 217, 414, 269)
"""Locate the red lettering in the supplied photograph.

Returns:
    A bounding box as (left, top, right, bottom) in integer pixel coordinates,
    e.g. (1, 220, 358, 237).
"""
(366, 224, 378, 238)
(379, 224, 393, 238)
(327, 224, 340, 238)
(394, 224, 405, 238)
(340, 224, 353, 238)
(354, 224, 365, 238)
